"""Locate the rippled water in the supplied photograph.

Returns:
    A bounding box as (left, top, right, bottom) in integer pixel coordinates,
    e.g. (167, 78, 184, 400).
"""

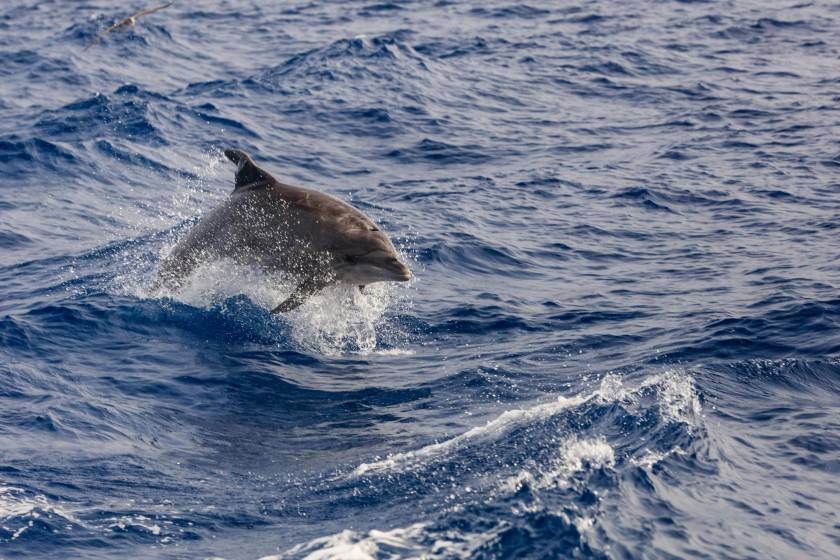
(2, 1, 840, 558)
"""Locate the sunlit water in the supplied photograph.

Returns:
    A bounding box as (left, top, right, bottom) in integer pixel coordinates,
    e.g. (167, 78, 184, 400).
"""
(1, 1, 840, 559)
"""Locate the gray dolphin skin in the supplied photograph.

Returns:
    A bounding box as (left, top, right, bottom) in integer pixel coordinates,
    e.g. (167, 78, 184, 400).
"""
(154, 149, 411, 312)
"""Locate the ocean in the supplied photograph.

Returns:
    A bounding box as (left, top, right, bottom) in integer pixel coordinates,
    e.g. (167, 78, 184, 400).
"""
(1, 1, 839, 558)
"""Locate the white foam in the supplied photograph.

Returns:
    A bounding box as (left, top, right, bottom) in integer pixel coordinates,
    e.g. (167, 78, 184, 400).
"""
(353, 392, 589, 477)
(369, 348, 416, 357)
(0, 486, 80, 541)
(277, 438, 614, 560)
(354, 370, 700, 477)
(597, 370, 701, 427)
(630, 447, 686, 470)
(653, 371, 702, 426)
(500, 437, 615, 494)
(544, 437, 615, 487)
(267, 522, 495, 560)
(266, 526, 422, 560)
(106, 514, 163, 536)
(287, 281, 403, 356)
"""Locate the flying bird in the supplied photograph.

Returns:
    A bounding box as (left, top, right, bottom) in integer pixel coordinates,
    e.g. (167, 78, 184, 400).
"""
(86, 2, 173, 50)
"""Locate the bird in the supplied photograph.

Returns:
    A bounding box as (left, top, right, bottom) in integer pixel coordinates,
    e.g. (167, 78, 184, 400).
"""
(85, 2, 173, 50)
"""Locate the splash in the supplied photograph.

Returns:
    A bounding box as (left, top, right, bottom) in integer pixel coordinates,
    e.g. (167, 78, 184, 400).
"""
(542, 437, 615, 489)
(88, 149, 229, 300)
(265, 524, 428, 560)
(102, 149, 413, 356)
(148, 258, 410, 355)
(286, 280, 406, 356)
(116, 149, 229, 235)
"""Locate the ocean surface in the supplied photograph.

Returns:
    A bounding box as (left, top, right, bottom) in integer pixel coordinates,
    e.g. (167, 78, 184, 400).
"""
(1, 1, 839, 558)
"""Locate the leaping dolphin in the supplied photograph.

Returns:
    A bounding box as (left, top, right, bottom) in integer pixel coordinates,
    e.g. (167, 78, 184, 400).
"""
(154, 149, 411, 312)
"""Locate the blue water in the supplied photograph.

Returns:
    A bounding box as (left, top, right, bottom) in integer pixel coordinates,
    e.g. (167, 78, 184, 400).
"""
(2, 1, 840, 558)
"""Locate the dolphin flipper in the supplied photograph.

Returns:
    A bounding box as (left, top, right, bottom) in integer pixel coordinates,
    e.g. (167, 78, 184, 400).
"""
(271, 277, 331, 313)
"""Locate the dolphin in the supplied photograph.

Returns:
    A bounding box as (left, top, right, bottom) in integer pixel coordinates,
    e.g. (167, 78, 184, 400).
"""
(154, 149, 411, 312)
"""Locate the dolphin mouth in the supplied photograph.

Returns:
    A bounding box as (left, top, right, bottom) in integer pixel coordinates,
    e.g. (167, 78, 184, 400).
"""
(391, 263, 412, 281)
(340, 254, 412, 284)
(379, 258, 412, 282)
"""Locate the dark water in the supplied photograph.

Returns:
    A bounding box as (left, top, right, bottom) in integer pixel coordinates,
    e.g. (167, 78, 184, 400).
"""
(2, 1, 840, 558)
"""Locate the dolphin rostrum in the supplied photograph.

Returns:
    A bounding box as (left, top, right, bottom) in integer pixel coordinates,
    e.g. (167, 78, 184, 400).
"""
(154, 149, 411, 312)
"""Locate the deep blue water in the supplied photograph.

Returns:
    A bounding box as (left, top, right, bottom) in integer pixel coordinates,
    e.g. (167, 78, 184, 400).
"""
(2, 1, 840, 558)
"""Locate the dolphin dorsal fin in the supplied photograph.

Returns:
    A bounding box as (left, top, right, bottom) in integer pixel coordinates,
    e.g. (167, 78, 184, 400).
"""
(224, 149, 275, 191)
